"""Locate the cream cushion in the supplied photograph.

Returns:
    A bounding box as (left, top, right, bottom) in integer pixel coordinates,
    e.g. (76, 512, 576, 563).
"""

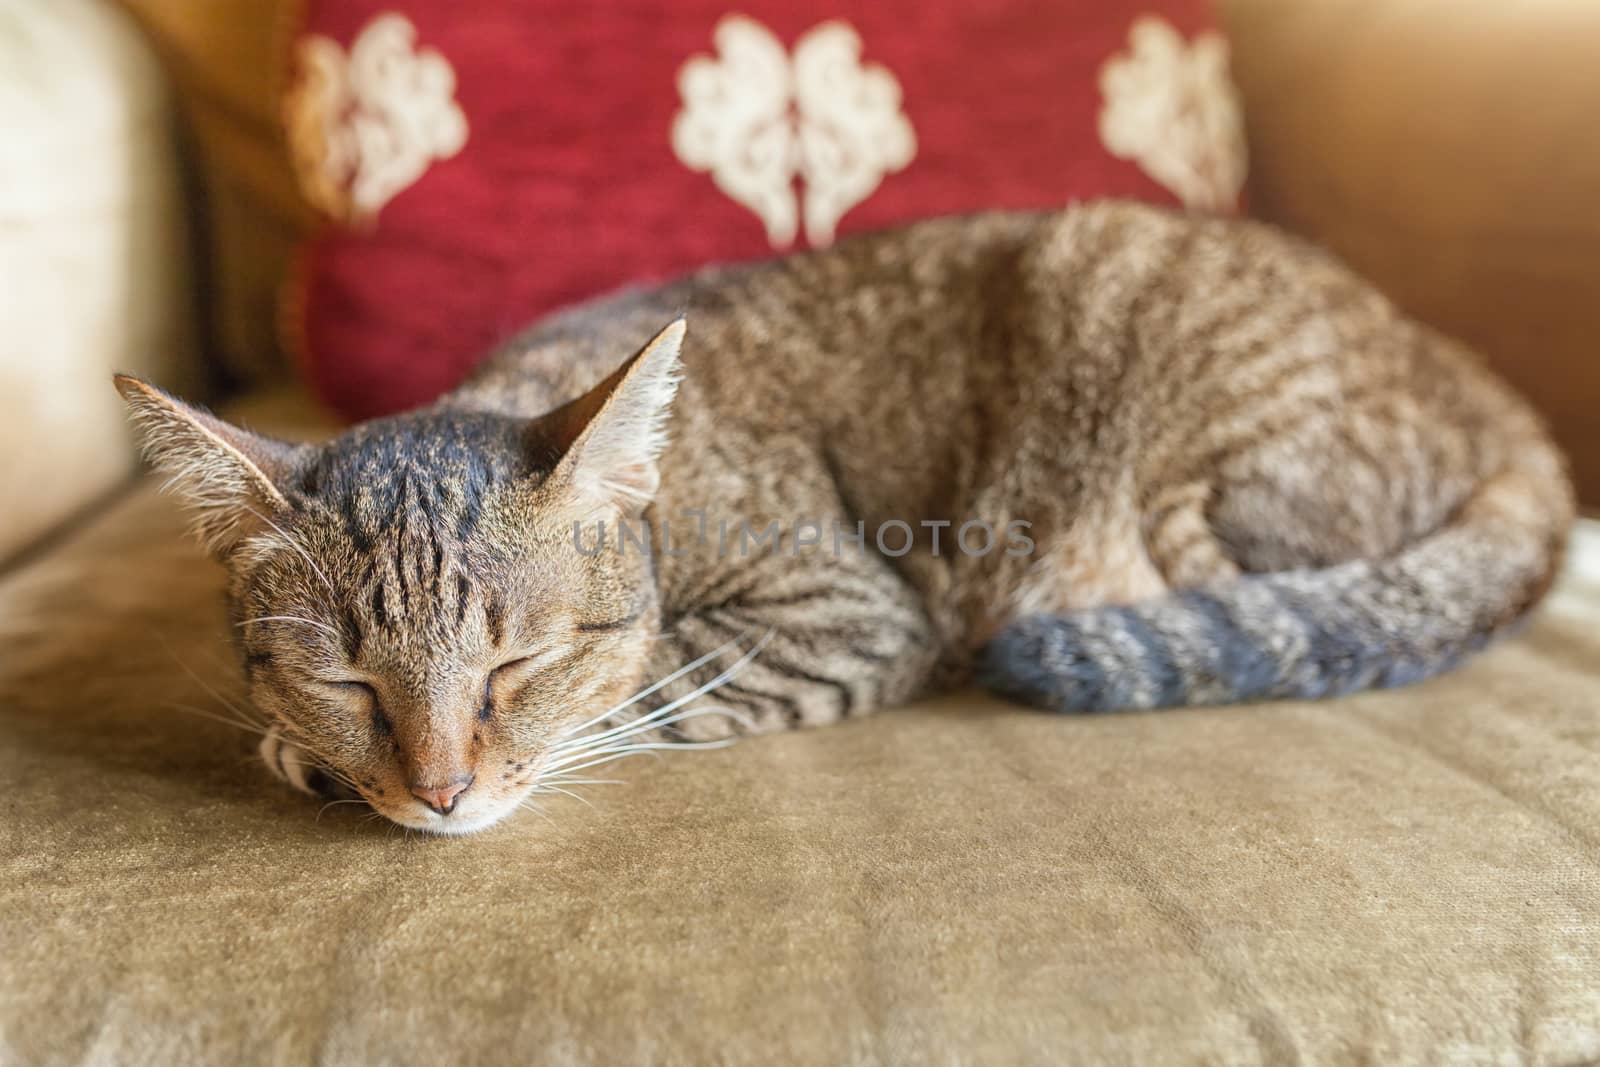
(0, 0, 198, 562)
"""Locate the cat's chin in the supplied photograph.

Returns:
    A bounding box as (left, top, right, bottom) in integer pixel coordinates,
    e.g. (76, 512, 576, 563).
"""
(373, 798, 522, 836)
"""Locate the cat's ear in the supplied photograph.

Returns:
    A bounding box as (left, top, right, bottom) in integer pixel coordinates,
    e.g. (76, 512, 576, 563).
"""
(114, 375, 309, 556)
(542, 318, 685, 511)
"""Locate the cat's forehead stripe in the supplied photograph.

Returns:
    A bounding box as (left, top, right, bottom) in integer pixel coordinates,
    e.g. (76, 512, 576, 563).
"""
(292, 416, 530, 653)
(312, 411, 536, 559)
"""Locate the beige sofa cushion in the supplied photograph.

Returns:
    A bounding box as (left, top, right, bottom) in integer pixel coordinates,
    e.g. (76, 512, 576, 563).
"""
(0, 0, 199, 564)
(1, 392, 1598, 1063)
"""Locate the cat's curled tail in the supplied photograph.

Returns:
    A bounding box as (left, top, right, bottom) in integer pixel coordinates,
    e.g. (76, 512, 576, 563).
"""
(975, 463, 1574, 712)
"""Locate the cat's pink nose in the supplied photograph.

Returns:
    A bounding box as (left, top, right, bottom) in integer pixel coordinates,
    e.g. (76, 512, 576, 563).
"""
(410, 775, 473, 815)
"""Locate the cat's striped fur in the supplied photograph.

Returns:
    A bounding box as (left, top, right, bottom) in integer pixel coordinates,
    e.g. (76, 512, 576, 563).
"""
(118, 201, 1573, 833)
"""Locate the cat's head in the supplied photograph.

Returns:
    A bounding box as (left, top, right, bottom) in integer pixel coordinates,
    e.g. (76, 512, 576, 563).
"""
(116, 321, 685, 834)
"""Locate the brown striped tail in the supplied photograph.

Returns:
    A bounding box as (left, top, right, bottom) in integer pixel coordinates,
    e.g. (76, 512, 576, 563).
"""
(976, 469, 1572, 712)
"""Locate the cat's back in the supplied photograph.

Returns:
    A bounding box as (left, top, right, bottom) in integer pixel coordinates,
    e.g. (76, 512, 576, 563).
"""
(450, 208, 1046, 420)
(457, 199, 1369, 406)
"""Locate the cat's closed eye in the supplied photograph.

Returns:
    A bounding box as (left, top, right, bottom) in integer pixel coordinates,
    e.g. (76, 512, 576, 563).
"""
(480, 660, 529, 721)
(484, 654, 547, 698)
(319, 680, 390, 733)
(491, 657, 539, 679)
(318, 679, 376, 702)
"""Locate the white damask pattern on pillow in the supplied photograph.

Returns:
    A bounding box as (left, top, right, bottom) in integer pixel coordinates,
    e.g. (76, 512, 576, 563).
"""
(1098, 15, 1246, 213)
(672, 15, 916, 249)
(285, 12, 469, 225)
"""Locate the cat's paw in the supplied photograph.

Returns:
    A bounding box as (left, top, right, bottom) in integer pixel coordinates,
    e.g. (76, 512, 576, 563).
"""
(259, 729, 345, 798)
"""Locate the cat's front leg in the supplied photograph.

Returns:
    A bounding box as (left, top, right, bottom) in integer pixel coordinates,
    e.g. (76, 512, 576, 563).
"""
(645, 556, 941, 738)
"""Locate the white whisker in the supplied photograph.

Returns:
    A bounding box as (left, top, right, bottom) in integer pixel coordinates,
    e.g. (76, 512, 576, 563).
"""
(164, 702, 271, 737)
(553, 703, 746, 754)
(557, 634, 747, 739)
(542, 738, 738, 777)
(316, 798, 370, 821)
(534, 785, 596, 810)
(517, 800, 558, 829)
(552, 696, 738, 752)
(243, 504, 336, 596)
(160, 637, 251, 718)
(236, 616, 341, 639)
(554, 630, 771, 753)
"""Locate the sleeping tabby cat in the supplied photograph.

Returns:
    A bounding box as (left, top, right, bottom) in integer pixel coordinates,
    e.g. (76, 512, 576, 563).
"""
(117, 202, 1573, 834)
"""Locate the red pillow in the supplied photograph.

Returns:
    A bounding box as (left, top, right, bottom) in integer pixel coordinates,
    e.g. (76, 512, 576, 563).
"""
(283, 2, 1245, 419)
